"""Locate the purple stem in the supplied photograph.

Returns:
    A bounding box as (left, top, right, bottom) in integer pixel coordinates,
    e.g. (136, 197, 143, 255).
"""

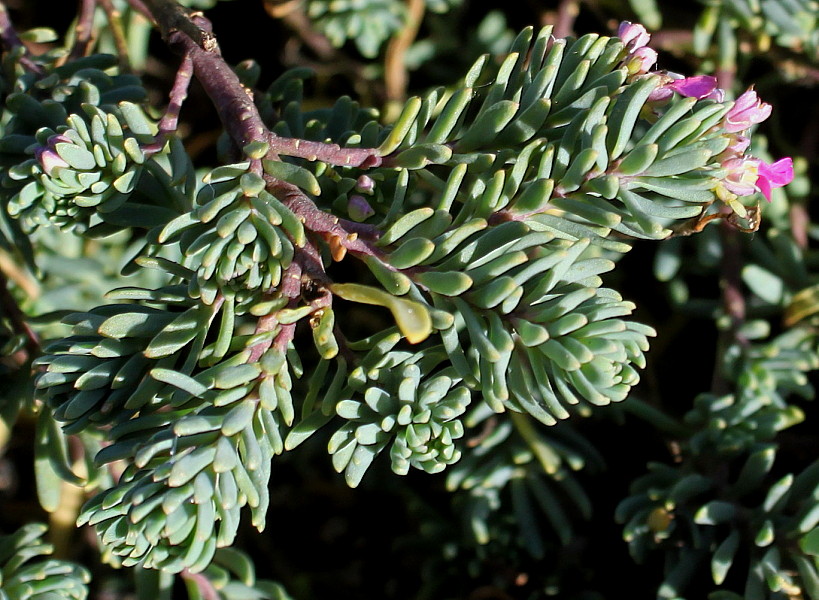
(145, 0, 381, 166)
(246, 260, 303, 363)
(143, 51, 194, 155)
(552, 0, 579, 39)
(69, 0, 97, 61)
(266, 135, 381, 168)
(125, 0, 154, 21)
(267, 177, 386, 260)
(0, 1, 43, 73)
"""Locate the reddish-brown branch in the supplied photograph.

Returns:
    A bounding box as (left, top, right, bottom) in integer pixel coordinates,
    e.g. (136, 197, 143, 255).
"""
(125, 0, 154, 22)
(268, 0, 336, 61)
(145, 1, 381, 167)
(181, 570, 220, 600)
(550, 0, 580, 39)
(267, 178, 386, 260)
(266, 136, 382, 168)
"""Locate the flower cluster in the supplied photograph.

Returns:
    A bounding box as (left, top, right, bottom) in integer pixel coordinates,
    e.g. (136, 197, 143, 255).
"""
(6, 104, 152, 231)
(618, 22, 658, 75)
(618, 22, 794, 209)
(712, 89, 793, 206)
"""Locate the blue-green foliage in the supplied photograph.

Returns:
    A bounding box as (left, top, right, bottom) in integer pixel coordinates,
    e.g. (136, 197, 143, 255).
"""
(0, 524, 90, 600)
(0, 1, 816, 598)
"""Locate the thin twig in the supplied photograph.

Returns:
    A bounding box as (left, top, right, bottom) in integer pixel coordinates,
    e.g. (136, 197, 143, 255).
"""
(125, 0, 154, 22)
(267, 135, 381, 168)
(246, 270, 303, 363)
(383, 0, 425, 121)
(143, 51, 194, 155)
(0, 270, 39, 360)
(267, 0, 336, 60)
(98, 0, 132, 71)
(267, 178, 386, 260)
(143, 0, 217, 52)
(68, 0, 98, 61)
(270, 0, 372, 101)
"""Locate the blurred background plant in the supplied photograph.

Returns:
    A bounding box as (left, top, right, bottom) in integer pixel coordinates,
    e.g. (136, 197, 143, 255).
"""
(0, 0, 816, 599)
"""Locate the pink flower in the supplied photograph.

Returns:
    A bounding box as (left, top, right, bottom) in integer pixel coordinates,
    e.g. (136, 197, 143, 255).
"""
(618, 22, 651, 50)
(355, 175, 375, 194)
(721, 157, 760, 197)
(755, 157, 793, 201)
(725, 134, 751, 157)
(667, 75, 718, 100)
(625, 46, 658, 75)
(34, 134, 71, 175)
(724, 89, 772, 133)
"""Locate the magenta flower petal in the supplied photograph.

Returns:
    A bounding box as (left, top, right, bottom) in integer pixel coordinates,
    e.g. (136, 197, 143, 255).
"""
(618, 21, 650, 49)
(755, 157, 794, 201)
(724, 89, 772, 132)
(668, 75, 718, 99)
(34, 134, 73, 176)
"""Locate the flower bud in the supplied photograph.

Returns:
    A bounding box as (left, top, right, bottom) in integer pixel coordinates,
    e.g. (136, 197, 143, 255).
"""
(625, 47, 658, 75)
(355, 174, 375, 194)
(724, 89, 772, 133)
(348, 194, 375, 221)
(34, 134, 71, 175)
(618, 21, 651, 50)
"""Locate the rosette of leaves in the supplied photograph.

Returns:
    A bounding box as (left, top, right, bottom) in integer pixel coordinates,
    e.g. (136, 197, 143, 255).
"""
(618, 453, 819, 599)
(34, 276, 300, 571)
(447, 402, 602, 558)
(0, 54, 191, 236)
(5, 103, 154, 231)
(263, 26, 756, 247)
(159, 167, 303, 305)
(367, 201, 654, 424)
(328, 353, 471, 486)
(339, 27, 745, 240)
(616, 326, 819, 598)
(0, 523, 90, 600)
